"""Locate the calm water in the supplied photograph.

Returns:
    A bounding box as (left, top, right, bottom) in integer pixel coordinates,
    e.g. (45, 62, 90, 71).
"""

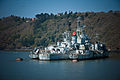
(0, 51, 120, 80)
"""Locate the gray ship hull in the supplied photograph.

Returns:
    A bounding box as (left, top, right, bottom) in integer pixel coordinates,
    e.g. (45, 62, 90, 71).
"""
(69, 51, 109, 60)
(72, 54, 108, 60)
(37, 51, 109, 60)
(39, 53, 69, 60)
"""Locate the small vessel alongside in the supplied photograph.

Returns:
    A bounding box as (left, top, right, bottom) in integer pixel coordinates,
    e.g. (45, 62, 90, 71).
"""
(29, 16, 109, 60)
(29, 48, 39, 59)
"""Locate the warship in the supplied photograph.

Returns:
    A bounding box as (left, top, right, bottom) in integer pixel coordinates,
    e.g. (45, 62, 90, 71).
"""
(29, 16, 109, 60)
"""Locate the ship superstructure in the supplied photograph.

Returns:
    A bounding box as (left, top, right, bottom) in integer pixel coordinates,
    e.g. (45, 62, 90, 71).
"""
(29, 16, 109, 60)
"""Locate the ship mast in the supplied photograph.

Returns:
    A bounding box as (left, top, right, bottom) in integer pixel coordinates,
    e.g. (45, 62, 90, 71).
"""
(76, 16, 84, 44)
(62, 21, 72, 48)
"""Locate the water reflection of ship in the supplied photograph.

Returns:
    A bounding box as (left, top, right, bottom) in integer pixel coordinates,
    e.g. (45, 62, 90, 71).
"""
(29, 16, 109, 60)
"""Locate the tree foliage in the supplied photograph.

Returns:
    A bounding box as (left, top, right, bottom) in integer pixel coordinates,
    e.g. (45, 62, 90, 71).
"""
(0, 11, 120, 50)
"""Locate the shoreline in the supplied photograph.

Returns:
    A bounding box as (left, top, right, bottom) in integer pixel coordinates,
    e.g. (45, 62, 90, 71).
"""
(0, 49, 32, 52)
(109, 50, 120, 59)
(0, 49, 120, 59)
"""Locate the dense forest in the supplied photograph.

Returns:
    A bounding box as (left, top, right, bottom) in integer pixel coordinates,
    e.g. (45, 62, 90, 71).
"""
(0, 10, 120, 50)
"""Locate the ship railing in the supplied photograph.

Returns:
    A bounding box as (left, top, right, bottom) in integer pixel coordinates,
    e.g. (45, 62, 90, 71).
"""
(39, 49, 65, 54)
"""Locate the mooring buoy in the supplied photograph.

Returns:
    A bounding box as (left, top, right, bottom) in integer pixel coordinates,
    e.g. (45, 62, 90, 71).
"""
(16, 58, 23, 61)
(72, 59, 78, 62)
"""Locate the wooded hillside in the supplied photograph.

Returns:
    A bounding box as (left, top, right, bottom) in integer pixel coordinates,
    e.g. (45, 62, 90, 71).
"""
(0, 11, 120, 50)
